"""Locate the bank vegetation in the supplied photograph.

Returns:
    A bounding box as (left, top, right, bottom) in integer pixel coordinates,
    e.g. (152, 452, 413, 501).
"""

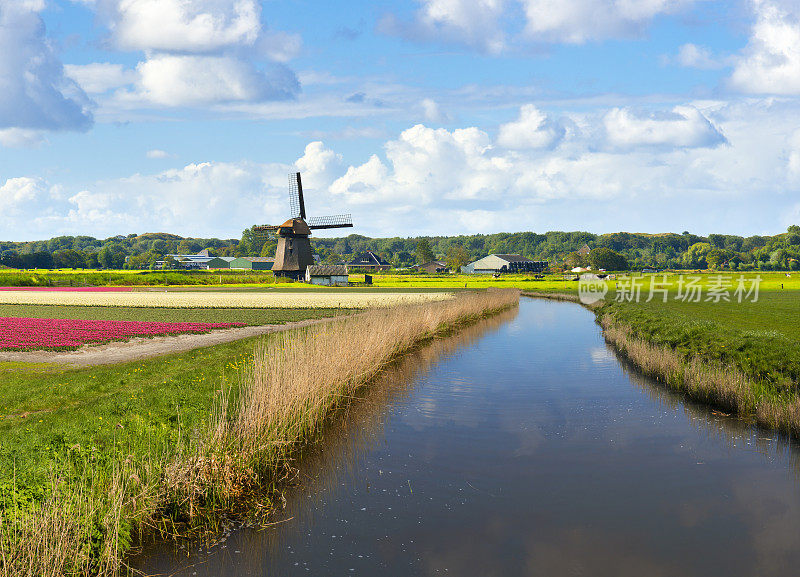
(0, 289, 518, 577)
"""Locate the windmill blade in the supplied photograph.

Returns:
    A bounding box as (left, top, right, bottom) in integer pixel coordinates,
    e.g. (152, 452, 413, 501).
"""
(252, 224, 279, 239)
(288, 172, 306, 219)
(307, 214, 353, 230)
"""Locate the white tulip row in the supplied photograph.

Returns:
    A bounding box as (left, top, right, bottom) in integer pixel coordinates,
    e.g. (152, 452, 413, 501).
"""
(0, 290, 453, 309)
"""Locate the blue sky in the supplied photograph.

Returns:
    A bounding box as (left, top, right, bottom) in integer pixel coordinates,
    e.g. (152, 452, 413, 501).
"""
(1, 0, 799, 241)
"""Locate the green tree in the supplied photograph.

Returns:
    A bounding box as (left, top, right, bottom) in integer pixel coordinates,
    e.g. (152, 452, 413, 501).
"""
(53, 249, 86, 269)
(260, 241, 277, 258)
(706, 249, 735, 269)
(564, 252, 587, 269)
(415, 239, 435, 264)
(98, 243, 127, 269)
(683, 242, 712, 268)
(588, 247, 628, 270)
(446, 245, 470, 272)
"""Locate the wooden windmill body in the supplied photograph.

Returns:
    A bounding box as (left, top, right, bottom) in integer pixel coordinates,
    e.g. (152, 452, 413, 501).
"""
(255, 173, 353, 280)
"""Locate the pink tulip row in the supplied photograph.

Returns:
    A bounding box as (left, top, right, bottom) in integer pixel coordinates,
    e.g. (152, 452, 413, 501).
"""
(0, 287, 133, 292)
(0, 316, 245, 351)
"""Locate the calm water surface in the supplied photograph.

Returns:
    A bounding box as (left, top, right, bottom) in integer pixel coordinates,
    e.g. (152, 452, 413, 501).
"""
(135, 298, 800, 576)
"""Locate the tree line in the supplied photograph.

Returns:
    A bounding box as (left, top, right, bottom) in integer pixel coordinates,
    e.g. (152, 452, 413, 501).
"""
(1, 227, 799, 271)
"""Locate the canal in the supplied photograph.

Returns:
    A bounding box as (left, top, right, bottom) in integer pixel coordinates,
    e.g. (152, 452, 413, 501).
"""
(135, 297, 800, 576)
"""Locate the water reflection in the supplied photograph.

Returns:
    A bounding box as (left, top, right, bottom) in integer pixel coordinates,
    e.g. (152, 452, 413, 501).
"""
(135, 299, 800, 577)
(133, 307, 519, 575)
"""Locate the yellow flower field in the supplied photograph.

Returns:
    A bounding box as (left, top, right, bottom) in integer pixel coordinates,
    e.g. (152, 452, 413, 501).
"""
(0, 290, 453, 309)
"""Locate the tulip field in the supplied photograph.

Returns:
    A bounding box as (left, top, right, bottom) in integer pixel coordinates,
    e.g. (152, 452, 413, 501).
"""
(0, 316, 246, 351)
(0, 289, 452, 309)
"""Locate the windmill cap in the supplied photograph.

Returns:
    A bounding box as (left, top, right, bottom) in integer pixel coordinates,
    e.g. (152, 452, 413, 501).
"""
(279, 218, 311, 235)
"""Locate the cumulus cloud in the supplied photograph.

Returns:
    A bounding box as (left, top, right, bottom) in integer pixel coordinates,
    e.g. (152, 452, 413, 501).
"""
(674, 43, 726, 69)
(64, 62, 137, 94)
(380, 0, 696, 50)
(603, 106, 726, 149)
(729, 0, 800, 94)
(497, 104, 564, 149)
(0, 177, 48, 214)
(420, 98, 450, 123)
(145, 149, 171, 159)
(295, 141, 343, 190)
(72, 0, 302, 110)
(520, 0, 694, 43)
(0, 128, 46, 148)
(107, 0, 260, 52)
(0, 2, 93, 134)
(131, 55, 298, 106)
(379, 0, 507, 54)
(0, 161, 294, 239)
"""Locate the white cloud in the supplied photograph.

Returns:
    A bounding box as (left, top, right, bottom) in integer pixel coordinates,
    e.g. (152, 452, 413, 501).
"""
(787, 128, 800, 179)
(0, 128, 46, 148)
(5, 99, 800, 240)
(64, 63, 137, 94)
(295, 141, 343, 189)
(420, 98, 450, 123)
(108, 0, 260, 52)
(675, 43, 725, 69)
(0, 177, 47, 214)
(0, 2, 93, 135)
(257, 30, 303, 63)
(145, 149, 171, 159)
(497, 104, 564, 149)
(603, 106, 726, 149)
(130, 54, 298, 106)
(380, 0, 695, 52)
(729, 0, 800, 94)
(379, 0, 507, 54)
(0, 161, 294, 239)
(520, 0, 694, 43)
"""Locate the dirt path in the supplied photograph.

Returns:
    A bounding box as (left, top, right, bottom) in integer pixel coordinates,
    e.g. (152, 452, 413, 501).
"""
(0, 318, 335, 368)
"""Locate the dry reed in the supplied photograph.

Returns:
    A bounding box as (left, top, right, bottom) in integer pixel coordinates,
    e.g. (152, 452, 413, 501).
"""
(167, 289, 519, 519)
(601, 314, 800, 437)
(1, 289, 518, 577)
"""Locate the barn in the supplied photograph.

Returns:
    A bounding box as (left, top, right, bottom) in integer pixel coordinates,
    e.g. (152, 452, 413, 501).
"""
(462, 254, 548, 274)
(305, 265, 349, 286)
(417, 260, 449, 273)
(206, 256, 235, 269)
(230, 257, 275, 270)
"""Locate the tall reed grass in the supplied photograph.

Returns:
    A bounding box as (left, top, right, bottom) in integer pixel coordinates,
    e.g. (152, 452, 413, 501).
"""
(0, 289, 518, 577)
(167, 289, 519, 519)
(601, 314, 800, 437)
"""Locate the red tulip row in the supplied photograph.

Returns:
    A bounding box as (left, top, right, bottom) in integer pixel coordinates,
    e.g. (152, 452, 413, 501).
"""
(0, 316, 245, 351)
(0, 287, 133, 292)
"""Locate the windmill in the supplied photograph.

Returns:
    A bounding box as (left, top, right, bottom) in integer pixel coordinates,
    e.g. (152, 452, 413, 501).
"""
(254, 172, 353, 280)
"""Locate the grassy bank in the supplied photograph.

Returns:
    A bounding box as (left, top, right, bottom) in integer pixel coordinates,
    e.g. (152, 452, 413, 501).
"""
(522, 284, 800, 437)
(0, 289, 518, 576)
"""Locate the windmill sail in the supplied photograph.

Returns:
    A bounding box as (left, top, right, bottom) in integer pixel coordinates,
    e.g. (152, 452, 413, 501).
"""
(288, 172, 306, 219)
(307, 214, 353, 230)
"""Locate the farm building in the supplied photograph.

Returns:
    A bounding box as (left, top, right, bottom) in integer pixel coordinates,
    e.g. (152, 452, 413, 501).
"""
(417, 261, 449, 273)
(156, 250, 214, 269)
(305, 265, 349, 286)
(462, 254, 548, 274)
(348, 251, 390, 271)
(230, 257, 275, 270)
(206, 256, 236, 269)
